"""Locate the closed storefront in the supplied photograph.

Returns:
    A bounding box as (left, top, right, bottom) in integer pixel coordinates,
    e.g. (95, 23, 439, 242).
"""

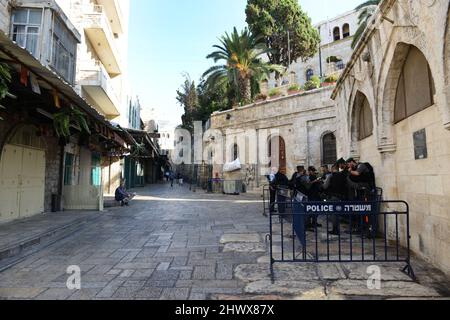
(0, 125, 46, 223)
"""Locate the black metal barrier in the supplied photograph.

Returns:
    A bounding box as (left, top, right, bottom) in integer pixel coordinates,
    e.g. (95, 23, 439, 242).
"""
(263, 186, 416, 281)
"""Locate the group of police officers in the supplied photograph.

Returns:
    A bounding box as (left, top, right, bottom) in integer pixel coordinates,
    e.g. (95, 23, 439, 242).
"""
(268, 157, 377, 237)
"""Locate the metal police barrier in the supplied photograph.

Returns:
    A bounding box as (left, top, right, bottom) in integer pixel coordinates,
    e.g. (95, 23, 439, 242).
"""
(263, 188, 415, 281)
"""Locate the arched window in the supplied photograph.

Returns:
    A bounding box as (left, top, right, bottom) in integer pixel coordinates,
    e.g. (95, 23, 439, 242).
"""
(355, 93, 373, 141)
(322, 133, 337, 165)
(306, 68, 314, 81)
(333, 27, 341, 41)
(394, 46, 435, 123)
(342, 24, 350, 38)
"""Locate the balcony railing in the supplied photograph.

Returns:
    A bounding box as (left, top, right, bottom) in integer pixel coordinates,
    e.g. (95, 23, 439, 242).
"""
(83, 4, 122, 76)
(78, 60, 120, 118)
(96, 0, 124, 34)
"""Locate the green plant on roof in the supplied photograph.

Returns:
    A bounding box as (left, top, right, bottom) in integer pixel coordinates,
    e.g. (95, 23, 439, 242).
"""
(324, 73, 339, 83)
(326, 56, 342, 64)
(288, 83, 301, 92)
(53, 107, 91, 138)
(268, 88, 281, 97)
(304, 75, 321, 91)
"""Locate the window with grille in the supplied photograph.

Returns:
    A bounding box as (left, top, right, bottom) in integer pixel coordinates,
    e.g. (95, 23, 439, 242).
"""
(64, 153, 75, 186)
(11, 8, 42, 58)
(232, 144, 239, 161)
(91, 154, 102, 186)
(322, 133, 337, 165)
(394, 46, 435, 123)
(51, 15, 77, 84)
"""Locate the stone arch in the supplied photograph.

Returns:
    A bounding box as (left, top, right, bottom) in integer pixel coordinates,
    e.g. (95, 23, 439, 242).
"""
(342, 23, 350, 38)
(379, 42, 436, 149)
(333, 26, 341, 41)
(348, 90, 375, 159)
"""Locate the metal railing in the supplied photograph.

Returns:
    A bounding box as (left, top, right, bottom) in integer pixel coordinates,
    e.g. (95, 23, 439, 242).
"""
(263, 186, 415, 281)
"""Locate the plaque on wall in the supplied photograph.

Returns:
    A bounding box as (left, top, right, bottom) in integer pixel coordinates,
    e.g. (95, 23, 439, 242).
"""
(413, 129, 428, 160)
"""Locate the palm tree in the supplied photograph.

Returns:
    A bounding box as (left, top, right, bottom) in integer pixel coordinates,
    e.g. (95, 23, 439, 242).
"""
(203, 27, 284, 105)
(351, 0, 381, 49)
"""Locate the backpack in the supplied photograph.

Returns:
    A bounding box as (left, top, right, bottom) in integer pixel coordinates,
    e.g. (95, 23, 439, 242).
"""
(363, 162, 376, 190)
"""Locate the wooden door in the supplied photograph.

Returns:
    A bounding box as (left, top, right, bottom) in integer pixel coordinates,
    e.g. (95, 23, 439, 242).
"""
(269, 136, 287, 174)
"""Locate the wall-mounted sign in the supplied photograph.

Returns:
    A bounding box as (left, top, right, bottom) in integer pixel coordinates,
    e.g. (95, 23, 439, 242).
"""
(413, 129, 428, 160)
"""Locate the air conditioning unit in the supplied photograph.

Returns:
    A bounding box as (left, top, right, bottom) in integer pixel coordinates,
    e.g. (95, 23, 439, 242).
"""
(223, 180, 242, 195)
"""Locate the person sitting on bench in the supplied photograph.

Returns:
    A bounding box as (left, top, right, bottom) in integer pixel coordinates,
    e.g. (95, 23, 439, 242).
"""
(115, 180, 135, 206)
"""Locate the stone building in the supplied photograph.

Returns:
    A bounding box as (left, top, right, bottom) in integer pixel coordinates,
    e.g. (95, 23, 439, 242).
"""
(0, 0, 130, 221)
(267, 9, 359, 89)
(54, 0, 133, 195)
(209, 86, 336, 191)
(332, 0, 450, 274)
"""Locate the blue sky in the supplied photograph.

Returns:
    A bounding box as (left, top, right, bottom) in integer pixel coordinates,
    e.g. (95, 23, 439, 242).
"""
(128, 0, 364, 128)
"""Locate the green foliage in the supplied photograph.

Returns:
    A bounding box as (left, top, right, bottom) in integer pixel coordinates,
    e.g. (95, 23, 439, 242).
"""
(203, 27, 285, 106)
(197, 77, 232, 120)
(176, 73, 199, 131)
(324, 73, 339, 83)
(288, 83, 301, 91)
(268, 88, 281, 97)
(246, 0, 320, 76)
(304, 75, 321, 91)
(53, 107, 91, 138)
(326, 56, 342, 64)
(351, 0, 381, 49)
(0, 63, 12, 102)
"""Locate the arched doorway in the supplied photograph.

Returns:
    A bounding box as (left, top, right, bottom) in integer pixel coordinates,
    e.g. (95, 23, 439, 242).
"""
(322, 133, 337, 166)
(342, 23, 350, 38)
(268, 136, 286, 174)
(333, 27, 341, 41)
(0, 124, 46, 223)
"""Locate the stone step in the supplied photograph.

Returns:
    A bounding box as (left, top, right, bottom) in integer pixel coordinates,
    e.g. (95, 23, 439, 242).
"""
(0, 214, 100, 272)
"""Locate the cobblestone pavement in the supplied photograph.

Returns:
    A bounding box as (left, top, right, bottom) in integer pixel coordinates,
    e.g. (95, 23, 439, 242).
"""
(0, 183, 449, 300)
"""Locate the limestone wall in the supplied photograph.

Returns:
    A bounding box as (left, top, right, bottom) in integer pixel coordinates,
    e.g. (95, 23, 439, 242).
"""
(333, 0, 450, 274)
(210, 87, 336, 188)
(0, 0, 10, 33)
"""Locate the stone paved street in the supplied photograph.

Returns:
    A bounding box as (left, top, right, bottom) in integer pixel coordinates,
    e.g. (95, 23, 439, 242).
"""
(0, 184, 449, 300)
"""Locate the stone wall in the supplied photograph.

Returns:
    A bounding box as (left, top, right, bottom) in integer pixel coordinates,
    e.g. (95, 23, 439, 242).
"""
(210, 86, 336, 189)
(43, 135, 61, 212)
(332, 0, 450, 274)
(0, 0, 10, 33)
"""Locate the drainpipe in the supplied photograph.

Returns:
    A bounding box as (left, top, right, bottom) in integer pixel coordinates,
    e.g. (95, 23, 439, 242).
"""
(318, 25, 323, 78)
(108, 156, 112, 194)
(56, 143, 65, 212)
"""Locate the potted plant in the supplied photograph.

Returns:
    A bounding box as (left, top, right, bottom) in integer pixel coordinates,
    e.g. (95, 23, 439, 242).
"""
(254, 93, 268, 102)
(322, 73, 339, 87)
(287, 83, 302, 95)
(268, 88, 282, 99)
(304, 75, 321, 91)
